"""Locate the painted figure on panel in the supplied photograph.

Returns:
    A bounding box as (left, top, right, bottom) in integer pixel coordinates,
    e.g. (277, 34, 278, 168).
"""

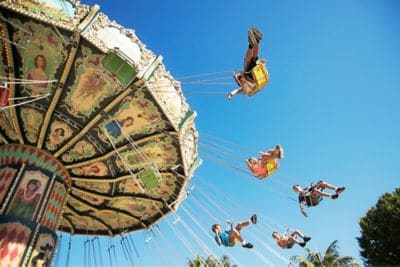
(51, 127, 65, 144)
(28, 55, 49, 94)
(105, 116, 135, 139)
(72, 162, 108, 176)
(8, 178, 42, 220)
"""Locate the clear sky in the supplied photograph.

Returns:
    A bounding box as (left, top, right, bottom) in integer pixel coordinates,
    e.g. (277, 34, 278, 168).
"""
(56, 1, 400, 266)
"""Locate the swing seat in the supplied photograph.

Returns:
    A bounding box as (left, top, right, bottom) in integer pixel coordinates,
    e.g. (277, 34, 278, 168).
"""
(101, 50, 138, 87)
(138, 168, 161, 190)
(0, 88, 10, 108)
(245, 61, 269, 96)
(257, 158, 279, 179)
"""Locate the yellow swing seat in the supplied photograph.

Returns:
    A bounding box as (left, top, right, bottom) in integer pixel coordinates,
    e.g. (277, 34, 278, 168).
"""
(245, 61, 270, 96)
(257, 158, 279, 179)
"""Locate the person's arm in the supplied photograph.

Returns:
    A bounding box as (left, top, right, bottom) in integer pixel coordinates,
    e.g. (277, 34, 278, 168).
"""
(214, 235, 222, 246)
(299, 202, 308, 217)
(245, 160, 254, 173)
(259, 150, 273, 156)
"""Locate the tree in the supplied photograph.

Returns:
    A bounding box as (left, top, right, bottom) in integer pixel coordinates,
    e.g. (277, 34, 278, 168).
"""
(291, 240, 360, 267)
(357, 188, 400, 266)
(188, 255, 236, 267)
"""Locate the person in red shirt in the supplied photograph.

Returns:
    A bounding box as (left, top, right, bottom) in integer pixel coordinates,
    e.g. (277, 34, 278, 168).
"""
(245, 145, 283, 179)
(272, 230, 311, 249)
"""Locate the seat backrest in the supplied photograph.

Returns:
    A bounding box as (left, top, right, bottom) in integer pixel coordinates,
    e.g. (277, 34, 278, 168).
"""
(138, 168, 161, 190)
(246, 61, 269, 96)
(101, 51, 138, 87)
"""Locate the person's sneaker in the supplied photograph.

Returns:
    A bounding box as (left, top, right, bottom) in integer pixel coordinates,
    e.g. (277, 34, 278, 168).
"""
(299, 242, 306, 248)
(248, 30, 258, 48)
(303, 236, 311, 243)
(250, 214, 257, 224)
(242, 242, 253, 249)
(331, 193, 339, 199)
(227, 93, 232, 100)
(336, 187, 346, 194)
(250, 27, 263, 42)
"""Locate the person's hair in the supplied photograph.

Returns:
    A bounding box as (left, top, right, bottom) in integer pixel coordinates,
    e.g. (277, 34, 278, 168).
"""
(55, 128, 65, 137)
(123, 116, 134, 126)
(292, 185, 300, 191)
(27, 179, 41, 190)
(211, 224, 220, 233)
(34, 54, 47, 69)
(272, 231, 279, 238)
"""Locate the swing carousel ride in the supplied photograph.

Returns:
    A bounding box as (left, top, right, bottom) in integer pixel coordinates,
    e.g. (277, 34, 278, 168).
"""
(0, 0, 201, 265)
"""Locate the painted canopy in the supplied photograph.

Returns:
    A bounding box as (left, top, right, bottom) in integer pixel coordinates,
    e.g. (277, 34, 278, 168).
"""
(0, 0, 200, 235)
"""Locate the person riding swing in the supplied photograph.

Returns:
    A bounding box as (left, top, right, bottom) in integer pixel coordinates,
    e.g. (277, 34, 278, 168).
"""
(272, 229, 311, 249)
(245, 145, 284, 179)
(227, 27, 269, 100)
(293, 180, 346, 217)
(212, 214, 257, 249)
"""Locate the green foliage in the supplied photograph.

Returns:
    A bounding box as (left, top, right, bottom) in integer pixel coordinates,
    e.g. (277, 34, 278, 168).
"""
(291, 240, 360, 267)
(188, 255, 236, 267)
(357, 188, 400, 266)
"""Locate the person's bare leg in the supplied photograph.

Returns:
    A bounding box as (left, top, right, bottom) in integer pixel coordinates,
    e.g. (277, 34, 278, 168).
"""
(244, 44, 259, 70)
(229, 229, 244, 243)
(317, 180, 337, 191)
(252, 43, 259, 59)
(235, 221, 250, 231)
(287, 236, 301, 245)
(312, 188, 332, 198)
(244, 47, 254, 70)
(260, 153, 274, 161)
(291, 230, 304, 239)
(292, 230, 311, 244)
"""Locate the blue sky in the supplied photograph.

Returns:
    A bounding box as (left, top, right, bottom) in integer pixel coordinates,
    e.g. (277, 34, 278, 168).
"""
(57, 1, 400, 266)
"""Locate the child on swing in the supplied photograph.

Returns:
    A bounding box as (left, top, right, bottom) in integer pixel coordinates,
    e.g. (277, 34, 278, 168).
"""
(212, 214, 257, 249)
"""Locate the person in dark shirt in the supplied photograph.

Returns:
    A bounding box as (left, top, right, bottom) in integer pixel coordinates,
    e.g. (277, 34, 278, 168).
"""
(293, 180, 345, 217)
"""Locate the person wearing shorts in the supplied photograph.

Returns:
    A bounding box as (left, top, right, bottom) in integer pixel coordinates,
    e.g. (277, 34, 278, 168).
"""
(212, 214, 257, 249)
(293, 180, 346, 217)
(227, 27, 265, 99)
(272, 230, 311, 249)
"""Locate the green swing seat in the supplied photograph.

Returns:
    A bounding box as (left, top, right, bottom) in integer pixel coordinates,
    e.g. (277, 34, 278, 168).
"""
(101, 51, 138, 87)
(138, 169, 161, 190)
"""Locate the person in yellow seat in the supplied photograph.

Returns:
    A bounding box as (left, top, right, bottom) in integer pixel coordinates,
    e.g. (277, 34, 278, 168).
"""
(212, 214, 257, 249)
(245, 145, 284, 179)
(228, 27, 265, 100)
(272, 230, 311, 249)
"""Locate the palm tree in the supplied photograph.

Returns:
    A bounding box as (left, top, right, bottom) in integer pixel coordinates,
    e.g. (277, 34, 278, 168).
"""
(188, 255, 236, 267)
(290, 240, 360, 267)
